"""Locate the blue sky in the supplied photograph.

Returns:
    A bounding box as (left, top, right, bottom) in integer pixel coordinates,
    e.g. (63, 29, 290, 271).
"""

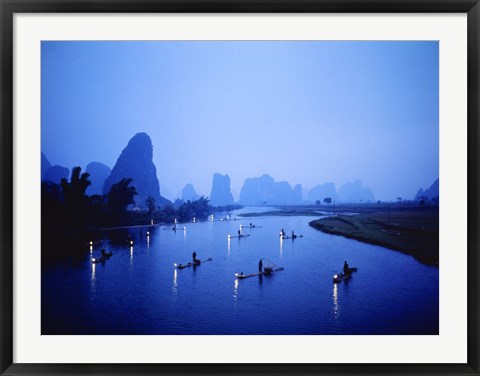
(41, 41, 438, 201)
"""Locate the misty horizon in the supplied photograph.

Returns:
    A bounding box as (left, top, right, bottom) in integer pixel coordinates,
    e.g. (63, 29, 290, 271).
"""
(41, 41, 439, 202)
(42, 145, 438, 204)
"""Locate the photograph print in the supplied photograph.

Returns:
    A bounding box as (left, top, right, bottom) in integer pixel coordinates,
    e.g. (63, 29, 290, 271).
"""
(41, 40, 439, 335)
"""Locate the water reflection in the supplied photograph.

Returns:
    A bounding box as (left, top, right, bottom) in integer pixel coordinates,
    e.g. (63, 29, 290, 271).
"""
(172, 269, 178, 291)
(90, 262, 96, 297)
(227, 237, 231, 256)
(170, 269, 178, 304)
(44, 210, 440, 335)
(233, 278, 239, 301)
(332, 283, 340, 323)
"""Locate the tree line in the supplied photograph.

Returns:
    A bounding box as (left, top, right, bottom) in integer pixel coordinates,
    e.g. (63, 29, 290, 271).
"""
(42, 166, 239, 259)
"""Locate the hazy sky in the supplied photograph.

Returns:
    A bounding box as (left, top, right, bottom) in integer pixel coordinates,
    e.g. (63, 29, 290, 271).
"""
(41, 41, 438, 201)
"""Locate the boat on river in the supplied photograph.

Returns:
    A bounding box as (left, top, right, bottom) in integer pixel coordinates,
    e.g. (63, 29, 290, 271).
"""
(333, 267, 358, 283)
(235, 272, 262, 279)
(281, 235, 303, 239)
(164, 226, 186, 231)
(235, 267, 284, 279)
(91, 252, 112, 264)
(228, 234, 251, 239)
(175, 257, 213, 269)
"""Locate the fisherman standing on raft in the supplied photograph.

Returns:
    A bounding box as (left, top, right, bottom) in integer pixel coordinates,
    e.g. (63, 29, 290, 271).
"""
(258, 259, 263, 273)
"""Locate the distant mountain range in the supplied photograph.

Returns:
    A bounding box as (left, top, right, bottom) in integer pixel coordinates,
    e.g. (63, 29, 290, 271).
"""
(42, 132, 172, 209)
(47, 132, 444, 205)
(415, 178, 439, 201)
(238, 174, 302, 206)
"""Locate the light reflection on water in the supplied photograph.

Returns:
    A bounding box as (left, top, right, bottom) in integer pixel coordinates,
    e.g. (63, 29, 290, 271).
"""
(171, 269, 178, 304)
(89, 262, 96, 299)
(233, 278, 239, 303)
(90, 262, 95, 282)
(42, 209, 439, 335)
(173, 269, 178, 289)
(332, 283, 340, 322)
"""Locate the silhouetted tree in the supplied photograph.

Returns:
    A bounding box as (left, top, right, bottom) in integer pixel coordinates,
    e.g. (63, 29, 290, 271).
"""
(60, 166, 91, 209)
(323, 197, 332, 205)
(176, 196, 211, 222)
(43, 167, 92, 260)
(163, 205, 176, 217)
(146, 196, 156, 216)
(59, 166, 92, 230)
(107, 178, 138, 225)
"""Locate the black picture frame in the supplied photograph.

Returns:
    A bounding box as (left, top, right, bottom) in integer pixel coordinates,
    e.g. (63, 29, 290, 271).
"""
(1, 0, 479, 375)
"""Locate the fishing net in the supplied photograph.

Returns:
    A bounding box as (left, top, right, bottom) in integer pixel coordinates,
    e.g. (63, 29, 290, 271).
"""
(260, 258, 284, 272)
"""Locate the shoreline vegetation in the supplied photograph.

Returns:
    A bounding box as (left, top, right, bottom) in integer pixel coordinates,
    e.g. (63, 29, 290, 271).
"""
(240, 203, 439, 267)
(41, 167, 242, 263)
(43, 168, 438, 268)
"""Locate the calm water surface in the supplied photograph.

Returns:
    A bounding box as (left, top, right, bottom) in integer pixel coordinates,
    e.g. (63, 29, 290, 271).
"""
(42, 208, 439, 335)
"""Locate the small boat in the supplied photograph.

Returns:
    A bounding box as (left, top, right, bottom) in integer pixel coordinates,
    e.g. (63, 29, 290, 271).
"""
(175, 257, 213, 269)
(281, 235, 303, 240)
(228, 234, 251, 238)
(235, 272, 263, 279)
(235, 266, 284, 279)
(91, 252, 113, 264)
(333, 267, 358, 283)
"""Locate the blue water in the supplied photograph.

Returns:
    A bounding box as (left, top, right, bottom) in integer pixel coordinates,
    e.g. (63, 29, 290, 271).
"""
(41, 208, 439, 335)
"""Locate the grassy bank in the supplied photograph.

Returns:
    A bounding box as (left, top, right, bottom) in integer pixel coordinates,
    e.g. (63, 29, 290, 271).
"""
(309, 207, 439, 266)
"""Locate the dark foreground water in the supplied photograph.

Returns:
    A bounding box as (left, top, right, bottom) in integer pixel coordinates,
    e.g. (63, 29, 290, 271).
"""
(42, 208, 439, 335)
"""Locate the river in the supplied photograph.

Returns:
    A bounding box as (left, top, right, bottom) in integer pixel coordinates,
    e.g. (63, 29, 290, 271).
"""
(41, 207, 439, 335)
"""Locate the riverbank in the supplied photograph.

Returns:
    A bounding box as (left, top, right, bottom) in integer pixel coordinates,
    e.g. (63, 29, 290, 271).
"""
(309, 207, 439, 266)
(238, 209, 321, 217)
